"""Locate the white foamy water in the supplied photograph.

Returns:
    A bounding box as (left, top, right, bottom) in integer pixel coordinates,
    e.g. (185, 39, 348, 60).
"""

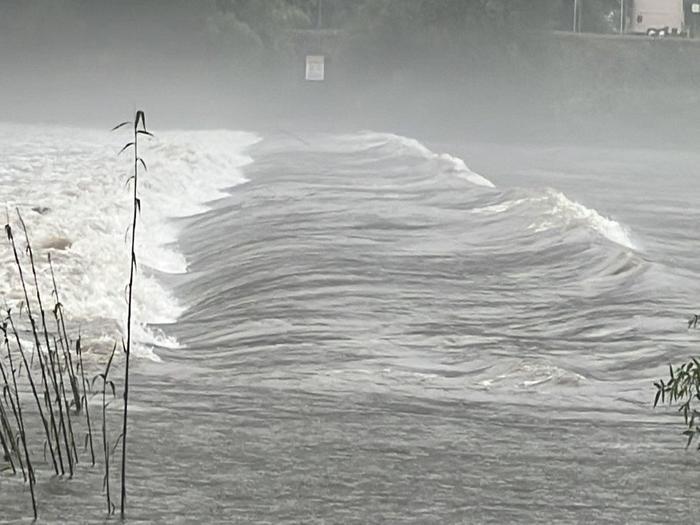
(0, 123, 259, 358)
(372, 131, 636, 251)
(531, 188, 637, 250)
(480, 359, 588, 389)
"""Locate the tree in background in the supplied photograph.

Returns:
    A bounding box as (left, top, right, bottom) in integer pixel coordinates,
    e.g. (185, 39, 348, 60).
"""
(0, 0, 632, 64)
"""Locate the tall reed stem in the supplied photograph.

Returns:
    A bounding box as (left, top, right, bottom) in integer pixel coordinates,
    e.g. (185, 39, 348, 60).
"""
(95, 344, 117, 515)
(0, 356, 24, 478)
(48, 253, 82, 413)
(55, 335, 79, 467)
(75, 335, 95, 465)
(5, 223, 60, 475)
(0, 388, 17, 475)
(115, 110, 151, 518)
(17, 211, 73, 477)
(1, 322, 37, 519)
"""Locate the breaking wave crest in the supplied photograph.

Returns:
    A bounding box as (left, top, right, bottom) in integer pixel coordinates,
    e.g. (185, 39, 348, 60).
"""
(472, 189, 636, 251)
(531, 189, 636, 250)
(358, 131, 497, 188)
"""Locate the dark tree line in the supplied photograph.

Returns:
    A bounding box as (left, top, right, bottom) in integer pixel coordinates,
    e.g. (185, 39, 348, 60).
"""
(0, 0, 623, 58)
(213, 0, 621, 36)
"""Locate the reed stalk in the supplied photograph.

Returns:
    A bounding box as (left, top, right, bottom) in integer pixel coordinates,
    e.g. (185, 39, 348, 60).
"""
(0, 394, 17, 475)
(48, 253, 81, 413)
(1, 321, 37, 519)
(75, 334, 95, 465)
(48, 254, 93, 466)
(93, 343, 117, 515)
(0, 356, 24, 478)
(2, 221, 60, 475)
(17, 211, 73, 477)
(114, 109, 151, 518)
(0, 428, 14, 474)
(54, 336, 79, 467)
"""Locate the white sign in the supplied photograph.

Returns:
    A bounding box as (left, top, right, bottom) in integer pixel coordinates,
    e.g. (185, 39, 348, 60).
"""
(305, 55, 325, 81)
(693, 3, 700, 14)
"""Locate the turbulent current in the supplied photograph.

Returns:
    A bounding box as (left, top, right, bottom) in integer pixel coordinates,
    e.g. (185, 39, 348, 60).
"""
(1, 124, 700, 523)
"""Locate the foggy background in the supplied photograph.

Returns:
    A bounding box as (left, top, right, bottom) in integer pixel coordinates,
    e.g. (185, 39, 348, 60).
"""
(1, 0, 699, 146)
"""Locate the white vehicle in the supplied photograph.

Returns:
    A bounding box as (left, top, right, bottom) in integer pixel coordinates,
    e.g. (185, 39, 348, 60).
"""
(627, 0, 685, 36)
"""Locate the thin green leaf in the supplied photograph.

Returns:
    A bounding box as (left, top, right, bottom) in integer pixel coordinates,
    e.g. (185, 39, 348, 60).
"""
(118, 142, 135, 155)
(111, 121, 131, 131)
(135, 110, 145, 129)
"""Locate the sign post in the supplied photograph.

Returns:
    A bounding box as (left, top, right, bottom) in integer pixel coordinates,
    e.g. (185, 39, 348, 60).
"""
(620, 0, 624, 33)
(305, 55, 325, 81)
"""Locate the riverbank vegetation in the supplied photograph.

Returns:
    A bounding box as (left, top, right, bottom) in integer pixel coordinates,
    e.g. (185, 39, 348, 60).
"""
(0, 111, 149, 520)
(654, 330, 700, 450)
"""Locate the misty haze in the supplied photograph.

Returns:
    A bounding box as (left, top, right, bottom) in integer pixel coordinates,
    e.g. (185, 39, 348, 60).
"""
(2, 1, 700, 523)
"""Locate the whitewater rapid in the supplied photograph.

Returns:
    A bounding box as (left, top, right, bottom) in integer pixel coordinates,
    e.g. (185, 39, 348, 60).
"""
(0, 124, 258, 358)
